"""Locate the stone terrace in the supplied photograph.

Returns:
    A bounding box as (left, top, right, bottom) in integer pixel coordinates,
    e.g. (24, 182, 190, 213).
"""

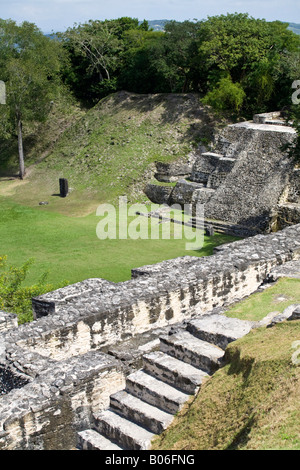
(0, 224, 300, 449)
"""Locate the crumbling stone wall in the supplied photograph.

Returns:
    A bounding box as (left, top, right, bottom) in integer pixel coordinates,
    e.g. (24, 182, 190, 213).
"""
(1, 224, 300, 449)
(144, 183, 173, 205)
(203, 123, 296, 231)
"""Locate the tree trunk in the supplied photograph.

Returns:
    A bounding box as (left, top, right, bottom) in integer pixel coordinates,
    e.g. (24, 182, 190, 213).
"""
(17, 117, 25, 179)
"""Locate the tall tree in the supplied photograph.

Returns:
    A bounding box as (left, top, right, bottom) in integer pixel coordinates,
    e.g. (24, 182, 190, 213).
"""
(0, 20, 62, 178)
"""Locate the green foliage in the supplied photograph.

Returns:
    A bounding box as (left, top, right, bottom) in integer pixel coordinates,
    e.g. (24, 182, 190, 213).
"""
(1, 13, 299, 156)
(0, 19, 65, 176)
(0, 19, 63, 121)
(202, 76, 246, 113)
(283, 105, 300, 162)
(59, 17, 153, 102)
(0, 255, 67, 324)
(56, 13, 300, 116)
(196, 14, 300, 114)
(150, 20, 202, 93)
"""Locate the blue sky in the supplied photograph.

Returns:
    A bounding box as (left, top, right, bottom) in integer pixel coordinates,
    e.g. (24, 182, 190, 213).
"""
(0, 0, 299, 32)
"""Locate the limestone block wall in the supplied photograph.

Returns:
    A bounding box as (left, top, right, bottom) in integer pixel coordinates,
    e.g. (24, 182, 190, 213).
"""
(1, 223, 300, 449)
(154, 161, 192, 183)
(12, 225, 300, 361)
(168, 179, 204, 205)
(190, 152, 235, 188)
(277, 204, 300, 230)
(0, 312, 18, 333)
(282, 169, 300, 205)
(144, 183, 173, 205)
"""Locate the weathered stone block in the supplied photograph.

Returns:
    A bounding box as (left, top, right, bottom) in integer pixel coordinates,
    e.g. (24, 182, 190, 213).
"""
(144, 183, 173, 205)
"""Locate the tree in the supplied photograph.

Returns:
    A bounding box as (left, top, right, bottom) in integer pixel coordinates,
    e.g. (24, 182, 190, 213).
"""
(150, 20, 202, 93)
(60, 19, 123, 102)
(59, 17, 151, 103)
(197, 13, 300, 114)
(0, 20, 62, 178)
(118, 29, 165, 93)
(202, 76, 246, 113)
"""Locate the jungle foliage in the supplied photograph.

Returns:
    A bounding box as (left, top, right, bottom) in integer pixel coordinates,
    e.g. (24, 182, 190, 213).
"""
(58, 13, 300, 116)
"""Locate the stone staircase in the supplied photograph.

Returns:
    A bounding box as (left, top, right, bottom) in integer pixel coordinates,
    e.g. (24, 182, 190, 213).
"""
(77, 314, 253, 451)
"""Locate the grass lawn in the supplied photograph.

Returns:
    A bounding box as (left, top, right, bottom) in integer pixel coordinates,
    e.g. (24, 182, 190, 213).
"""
(225, 277, 300, 321)
(0, 196, 237, 287)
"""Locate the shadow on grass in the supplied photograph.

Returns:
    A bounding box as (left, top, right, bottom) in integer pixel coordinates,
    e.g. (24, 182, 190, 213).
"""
(225, 414, 256, 450)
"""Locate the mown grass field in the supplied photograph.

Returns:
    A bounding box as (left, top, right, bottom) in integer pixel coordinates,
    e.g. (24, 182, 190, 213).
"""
(0, 196, 237, 286)
(0, 92, 232, 286)
(0, 92, 221, 213)
(152, 278, 300, 451)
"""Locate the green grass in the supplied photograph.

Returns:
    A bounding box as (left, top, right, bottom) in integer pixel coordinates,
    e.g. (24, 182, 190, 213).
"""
(0, 92, 219, 213)
(34, 92, 212, 205)
(0, 197, 237, 286)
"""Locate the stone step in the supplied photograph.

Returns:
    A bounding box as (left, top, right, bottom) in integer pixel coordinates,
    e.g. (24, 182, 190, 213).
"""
(187, 314, 254, 350)
(125, 369, 190, 414)
(110, 389, 174, 434)
(143, 350, 208, 394)
(77, 429, 123, 450)
(93, 408, 154, 450)
(160, 330, 224, 374)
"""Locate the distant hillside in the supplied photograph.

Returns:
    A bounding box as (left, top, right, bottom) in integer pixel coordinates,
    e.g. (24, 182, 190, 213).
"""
(147, 20, 300, 34)
(288, 22, 300, 34)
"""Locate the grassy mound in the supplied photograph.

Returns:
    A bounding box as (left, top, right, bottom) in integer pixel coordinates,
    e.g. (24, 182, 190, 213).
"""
(152, 320, 300, 450)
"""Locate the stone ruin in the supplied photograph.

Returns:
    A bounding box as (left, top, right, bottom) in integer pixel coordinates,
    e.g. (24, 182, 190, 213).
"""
(145, 112, 298, 235)
(0, 111, 300, 450)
